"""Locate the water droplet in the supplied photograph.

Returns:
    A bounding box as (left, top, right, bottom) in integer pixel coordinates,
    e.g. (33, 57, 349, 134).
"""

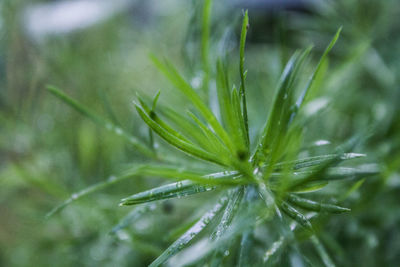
(71, 193, 78, 200)
(108, 175, 117, 182)
(314, 140, 330, 146)
(190, 73, 203, 89)
(176, 181, 183, 189)
(224, 250, 230, 256)
(116, 230, 129, 241)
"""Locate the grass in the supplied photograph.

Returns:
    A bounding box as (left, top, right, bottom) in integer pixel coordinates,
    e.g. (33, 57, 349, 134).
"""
(44, 4, 379, 266)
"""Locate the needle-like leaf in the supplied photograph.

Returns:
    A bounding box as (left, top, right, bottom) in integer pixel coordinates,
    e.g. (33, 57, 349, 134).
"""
(296, 27, 342, 109)
(135, 103, 226, 165)
(110, 203, 158, 234)
(273, 153, 366, 170)
(279, 201, 313, 230)
(150, 56, 235, 152)
(120, 170, 243, 206)
(287, 194, 350, 213)
(239, 10, 250, 144)
(149, 195, 229, 267)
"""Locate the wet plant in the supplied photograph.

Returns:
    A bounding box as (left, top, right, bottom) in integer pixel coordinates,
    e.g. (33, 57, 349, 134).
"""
(46, 3, 378, 267)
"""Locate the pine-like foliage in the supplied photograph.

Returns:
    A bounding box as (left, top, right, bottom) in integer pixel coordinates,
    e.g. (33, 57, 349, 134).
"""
(46, 2, 377, 266)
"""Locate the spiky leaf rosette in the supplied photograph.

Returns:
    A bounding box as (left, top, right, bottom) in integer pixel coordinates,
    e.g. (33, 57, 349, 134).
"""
(47, 7, 378, 267)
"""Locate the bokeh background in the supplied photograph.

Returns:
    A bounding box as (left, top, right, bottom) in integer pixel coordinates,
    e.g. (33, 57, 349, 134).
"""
(1, 0, 399, 266)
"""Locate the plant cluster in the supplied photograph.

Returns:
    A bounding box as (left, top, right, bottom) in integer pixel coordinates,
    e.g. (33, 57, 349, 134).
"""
(46, 4, 378, 267)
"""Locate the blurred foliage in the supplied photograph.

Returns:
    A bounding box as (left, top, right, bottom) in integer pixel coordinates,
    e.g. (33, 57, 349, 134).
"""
(0, 0, 399, 266)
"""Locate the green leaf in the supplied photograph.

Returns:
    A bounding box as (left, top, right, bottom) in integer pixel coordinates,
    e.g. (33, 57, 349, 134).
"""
(273, 153, 366, 170)
(149, 195, 229, 267)
(254, 51, 301, 162)
(161, 107, 215, 151)
(216, 60, 248, 156)
(120, 180, 216, 206)
(286, 134, 366, 190)
(47, 166, 240, 218)
(135, 103, 226, 165)
(279, 201, 313, 230)
(287, 194, 350, 213)
(211, 187, 244, 240)
(47, 86, 155, 158)
(187, 111, 231, 158)
(238, 231, 253, 267)
(150, 55, 235, 153)
(216, 60, 233, 130)
(120, 169, 243, 206)
(137, 95, 192, 144)
(239, 10, 250, 144)
(110, 203, 158, 234)
(289, 181, 329, 193)
(131, 165, 243, 186)
(232, 86, 249, 150)
(296, 27, 342, 109)
(209, 187, 244, 266)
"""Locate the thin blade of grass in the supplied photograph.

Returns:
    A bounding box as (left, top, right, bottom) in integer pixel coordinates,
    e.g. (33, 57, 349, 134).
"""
(47, 86, 155, 158)
(149, 195, 229, 267)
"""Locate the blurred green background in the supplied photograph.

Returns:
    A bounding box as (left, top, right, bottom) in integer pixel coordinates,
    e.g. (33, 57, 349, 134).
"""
(0, 0, 399, 266)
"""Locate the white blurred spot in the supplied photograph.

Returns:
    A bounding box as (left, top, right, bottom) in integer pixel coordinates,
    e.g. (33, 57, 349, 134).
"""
(303, 97, 329, 116)
(314, 140, 330, 146)
(24, 0, 131, 39)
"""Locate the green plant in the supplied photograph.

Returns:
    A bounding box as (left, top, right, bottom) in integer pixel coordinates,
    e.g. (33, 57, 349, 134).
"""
(46, 5, 378, 267)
